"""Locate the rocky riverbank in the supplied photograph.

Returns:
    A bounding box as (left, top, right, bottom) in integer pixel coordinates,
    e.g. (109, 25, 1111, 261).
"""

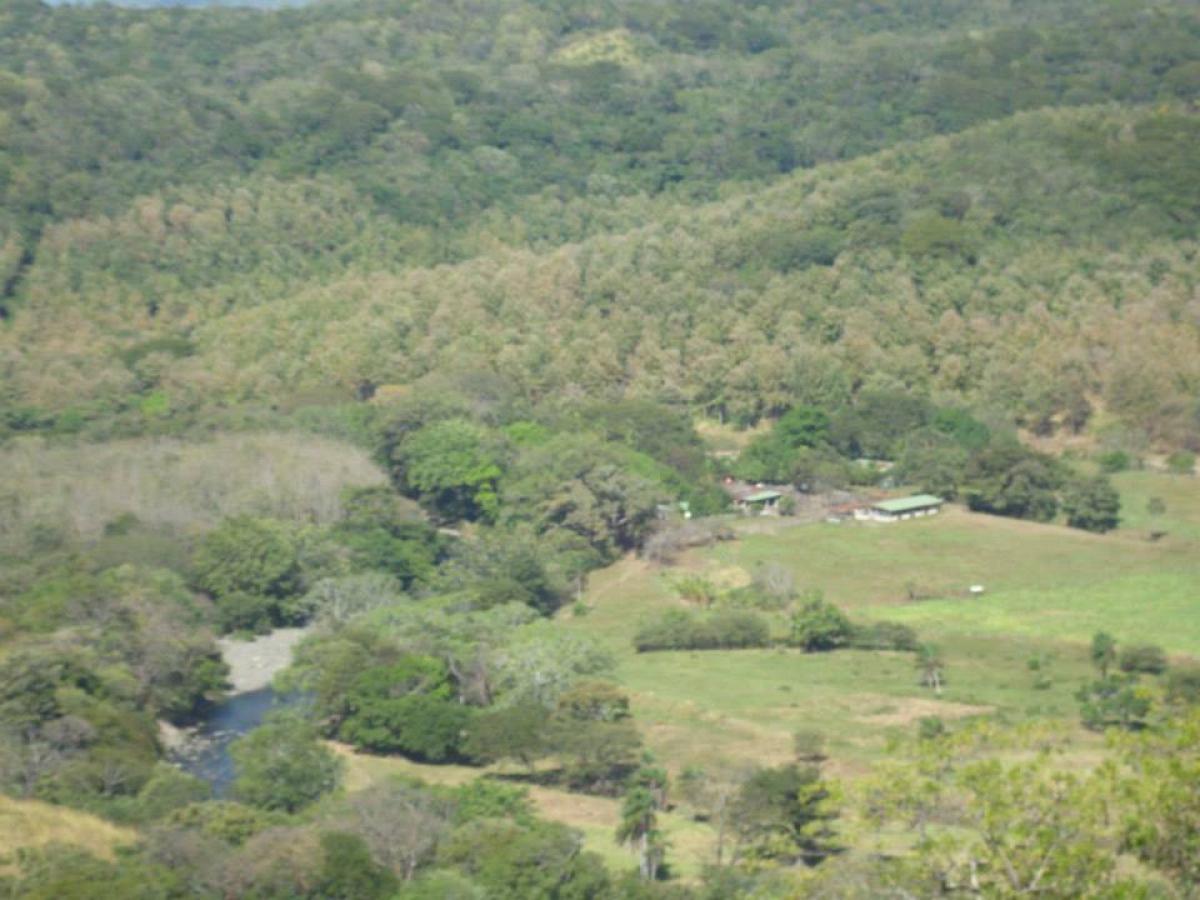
(163, 626, 314, 791)
(217, 625, 313, 694)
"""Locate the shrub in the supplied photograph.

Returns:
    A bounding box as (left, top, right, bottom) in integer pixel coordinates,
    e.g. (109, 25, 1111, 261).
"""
(788, 596, 853, 652)
(1118, 644, 1169, 675)
(555, 681, 631, 723)
(131, 765, 211, 823)
(751, 562, 797, 606)
(463, 703, 548, 769)
(634, 609, 770, 652)
(230, 714, 343, 812)
(166, 801, 280, 845)
(338, 658, 473, 761)
(793, 729, 827, 764)
(315, 831, 399, 900)
(1165, 665, 1200, 706)
(643, 520, 736, 564)
(723, 584, 793, 611)
(917, 717, 946, 741)
(215, 592, 277, 634)
(673, 574, 719, 606)
(1166, 451, 1195, 475)
(192, 516, 310, 630)
(711, 609, 773, 649)
(1062, 475, 1121, 533)
(1097, 450, 1132, 473)
(1077, 676, 1153, 731)
(849, 620, 919, 651)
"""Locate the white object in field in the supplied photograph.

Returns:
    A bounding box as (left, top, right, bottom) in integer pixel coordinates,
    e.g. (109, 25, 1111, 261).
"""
(969, 585, 985, 595)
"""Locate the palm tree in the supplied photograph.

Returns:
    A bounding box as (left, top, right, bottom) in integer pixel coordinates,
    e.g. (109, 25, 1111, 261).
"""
(916, 644, 946, 695)
(616, 786, 666, 880)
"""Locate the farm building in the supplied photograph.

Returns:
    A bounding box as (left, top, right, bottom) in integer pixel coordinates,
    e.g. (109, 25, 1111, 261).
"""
(854, 494, 944, 522)
(736, 489, 783, 515)
(722, 479, 792, 516)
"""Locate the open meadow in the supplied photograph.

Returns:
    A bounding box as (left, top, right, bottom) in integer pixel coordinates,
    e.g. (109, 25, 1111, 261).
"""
(564, 477, 1198, 744)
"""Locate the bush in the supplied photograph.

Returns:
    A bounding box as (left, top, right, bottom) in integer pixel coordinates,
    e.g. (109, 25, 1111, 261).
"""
(1165, 665, 1200, 706)
(338, 657, 473, 761)
(192, 516, 322, 631)
(1167, 451, 1195, 475)
(917, 716, 946, 741)
(673, 574, 719, 606)
(1097, 450, 1132, 473)
(230, 714, 343, 812)
(1062, 475, 1121, 533)
(793, 729, 827, 763)
(215, 592, 277, 634)
(166, 801, 280, 845)
(132, 765, 211, 823)
(1118, 644, 1169, 675)
(634, 609, 770, 652)
(849, 620, 919, 651)
(712, 609, 773, 649)
(316, 831, 399, 900)
(788, 596, 853, 652)
(191, 516, 304, 601)
(642, 519, 735, 564)
(1077, 676, 1152, 731)
(463, 704, 548, 768)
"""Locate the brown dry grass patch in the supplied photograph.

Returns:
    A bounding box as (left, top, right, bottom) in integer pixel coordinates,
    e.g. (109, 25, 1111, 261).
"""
(851, 694, 992, 727)
(528, 787, 619, 829)
(0, 796, 136, 873)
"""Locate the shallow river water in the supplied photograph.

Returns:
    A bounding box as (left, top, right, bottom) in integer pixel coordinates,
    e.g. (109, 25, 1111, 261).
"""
(171, 627, 312, 794)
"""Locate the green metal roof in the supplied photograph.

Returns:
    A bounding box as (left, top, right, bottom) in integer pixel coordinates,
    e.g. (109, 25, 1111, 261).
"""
(872, 494, 943, 513)
(743, 490, 783, 503)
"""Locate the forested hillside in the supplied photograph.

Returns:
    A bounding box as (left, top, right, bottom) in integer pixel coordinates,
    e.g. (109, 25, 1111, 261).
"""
(2, 0, 1200, 897)
(1, 0, 1198, 446)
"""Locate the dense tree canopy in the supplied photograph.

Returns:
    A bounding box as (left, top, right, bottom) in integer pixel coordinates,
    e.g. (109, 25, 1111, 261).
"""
(0, 1, 1196, 451)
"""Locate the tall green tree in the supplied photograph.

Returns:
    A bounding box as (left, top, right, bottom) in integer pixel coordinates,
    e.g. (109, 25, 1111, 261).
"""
(616, 785, 666, 881)
(867, 736, 1125, 896)
(1062, 475, 1121, 533)
(230, 713, 342, 813)
(395, 420, 506, 523)
(730, 764, 837, 865)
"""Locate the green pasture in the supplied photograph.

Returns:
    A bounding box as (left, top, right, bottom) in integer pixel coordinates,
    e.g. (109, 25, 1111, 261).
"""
(1111, 470, 1200, 541)
(706, 507, 1193, 616)
(562, 472, 1200, 778)
(882, 569, 1200, 655)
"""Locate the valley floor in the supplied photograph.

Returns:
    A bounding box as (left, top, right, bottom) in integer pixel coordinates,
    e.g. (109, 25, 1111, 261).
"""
(344, 470, 1200, 875)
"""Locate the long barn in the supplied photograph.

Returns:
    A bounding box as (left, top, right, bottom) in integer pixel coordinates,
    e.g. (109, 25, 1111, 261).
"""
(855, 494, 944, 522)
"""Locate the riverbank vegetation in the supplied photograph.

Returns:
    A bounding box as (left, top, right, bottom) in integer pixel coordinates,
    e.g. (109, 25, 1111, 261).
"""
(2, 0, 1200, 896)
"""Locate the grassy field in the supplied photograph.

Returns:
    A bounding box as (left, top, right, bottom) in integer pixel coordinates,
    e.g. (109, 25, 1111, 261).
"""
(0, 796, 136, 873)
(559, 471, 1200, 773)
(1111, 470, 1200, 542)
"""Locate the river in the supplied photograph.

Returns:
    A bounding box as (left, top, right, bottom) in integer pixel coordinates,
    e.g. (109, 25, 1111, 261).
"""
(169, 626, 312, 795)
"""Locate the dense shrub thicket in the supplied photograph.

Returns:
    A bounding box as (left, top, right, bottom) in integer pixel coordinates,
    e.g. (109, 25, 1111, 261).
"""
(634, 609, 772, 652)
